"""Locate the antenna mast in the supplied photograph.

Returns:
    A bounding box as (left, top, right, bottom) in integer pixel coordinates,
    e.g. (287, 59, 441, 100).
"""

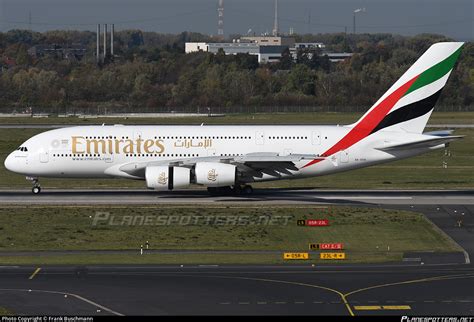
(272, 0, 279, 36)
(217, 0, 224, 39)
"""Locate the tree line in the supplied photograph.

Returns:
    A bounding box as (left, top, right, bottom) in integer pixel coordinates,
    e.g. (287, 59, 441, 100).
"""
(0, 29, 472, 114)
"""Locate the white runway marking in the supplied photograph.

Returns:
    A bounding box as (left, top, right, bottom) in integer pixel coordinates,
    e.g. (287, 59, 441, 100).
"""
(0, 288, 123, 316)
(322, 196, 412, 200)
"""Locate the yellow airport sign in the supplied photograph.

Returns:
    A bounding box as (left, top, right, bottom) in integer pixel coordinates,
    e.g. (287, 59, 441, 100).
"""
(309, 243, 344, 250)
(320, 252, 346, 260)
(283, 252, 309, 260)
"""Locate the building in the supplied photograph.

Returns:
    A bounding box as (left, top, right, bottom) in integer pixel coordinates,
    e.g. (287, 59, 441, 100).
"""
(290, 42, 326, 60)
(325, 53, 353, 62)
(240, 36, 295, 47)
(1, 56, 16, 68)
(28, 44, 87, 61)
(258, 45, 288, 63)
(294, 42, 325, 50)
(185, 38, 351, 64)
(207, 42, 259, 55)
(184, 42, 209, 53)
(185, 41, 288, 64)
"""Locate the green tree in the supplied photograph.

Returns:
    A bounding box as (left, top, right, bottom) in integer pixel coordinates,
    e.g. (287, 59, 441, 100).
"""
(284, 64, 315, 95)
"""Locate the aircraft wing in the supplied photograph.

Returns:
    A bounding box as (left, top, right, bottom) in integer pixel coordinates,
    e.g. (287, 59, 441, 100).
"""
(117, 152, 323, 179)
(375, 135, 463, 152)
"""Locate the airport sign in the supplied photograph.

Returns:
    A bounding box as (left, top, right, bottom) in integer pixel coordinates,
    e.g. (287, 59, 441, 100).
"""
(297, 219, 330, 227)
(309, 243, 344, 250)
(320, 252, 346, 260)
(297, 220, 306, 226)
(306, 219, 329, 226)
(283, 252, 309, 260)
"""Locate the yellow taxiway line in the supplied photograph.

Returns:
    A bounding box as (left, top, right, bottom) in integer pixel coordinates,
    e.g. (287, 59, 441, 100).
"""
(354, 305, 411, 310)
(28, 267, 41, 280)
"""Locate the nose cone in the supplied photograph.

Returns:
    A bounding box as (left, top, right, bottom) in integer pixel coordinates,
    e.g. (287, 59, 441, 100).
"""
(4, 153, 14, 171)
(4, 152, 21, 173)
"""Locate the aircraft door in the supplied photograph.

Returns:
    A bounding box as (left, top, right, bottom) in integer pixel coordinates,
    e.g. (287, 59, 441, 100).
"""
(339, 150, 349, 163)
(134, 131, 142, 140)
(255, 131, 265, 145)
(312, 131, 321, 145)
(207, 149, 217, 156)
(39, 151, 49, 163)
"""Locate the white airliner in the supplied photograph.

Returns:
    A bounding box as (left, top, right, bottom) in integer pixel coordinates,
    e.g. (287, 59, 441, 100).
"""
(4, 42, 465, 195)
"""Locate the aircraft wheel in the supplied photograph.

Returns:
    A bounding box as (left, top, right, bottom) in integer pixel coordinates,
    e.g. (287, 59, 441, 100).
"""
(232, 185, 242, 195)
(242, 185, 253, 195)
(32, 186, 41, 194)
(207, 186, 234, 196)
(207, 187, 218, 196)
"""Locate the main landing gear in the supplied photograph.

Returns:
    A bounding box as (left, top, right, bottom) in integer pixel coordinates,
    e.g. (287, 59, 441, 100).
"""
(28, 177, 41, 194)
(207, 185, 253, 196)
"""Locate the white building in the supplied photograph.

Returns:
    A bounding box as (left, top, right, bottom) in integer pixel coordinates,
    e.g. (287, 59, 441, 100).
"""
(186, 41, 283, 63)
(240, 36, 295, 47)
(185, 42, 209, 53)
(185, 40, 350, 64)
(294, 42, 326, 50)
(207, 42, 259, 55)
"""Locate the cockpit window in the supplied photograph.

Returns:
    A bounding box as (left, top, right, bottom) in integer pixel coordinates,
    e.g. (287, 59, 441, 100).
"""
(17, 146, 28, 152)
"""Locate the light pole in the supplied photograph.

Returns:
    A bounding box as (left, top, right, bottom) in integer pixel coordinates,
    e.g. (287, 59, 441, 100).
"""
(353, 8, 366, 34)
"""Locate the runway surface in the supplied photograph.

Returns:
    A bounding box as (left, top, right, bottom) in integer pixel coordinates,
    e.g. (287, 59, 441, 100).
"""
(0, 263, 473, 316)
(0, 188, 472, 205)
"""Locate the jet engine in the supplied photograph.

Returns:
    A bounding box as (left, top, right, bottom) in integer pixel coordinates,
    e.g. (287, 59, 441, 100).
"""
(195, 162, 236, 187)
(145, 166, 190, 190)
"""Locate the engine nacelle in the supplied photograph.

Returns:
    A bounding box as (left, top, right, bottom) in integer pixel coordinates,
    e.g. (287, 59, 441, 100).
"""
(195, 162, 236, 187)
(145, 166, 190, 190)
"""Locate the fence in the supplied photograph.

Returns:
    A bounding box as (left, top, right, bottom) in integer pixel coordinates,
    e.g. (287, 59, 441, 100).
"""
(1, 104, 473, 115)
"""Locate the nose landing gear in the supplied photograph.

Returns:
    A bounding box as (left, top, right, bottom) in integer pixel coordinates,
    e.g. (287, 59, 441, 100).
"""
(32, 185, 41, 194)
(27, 177, 41, 194)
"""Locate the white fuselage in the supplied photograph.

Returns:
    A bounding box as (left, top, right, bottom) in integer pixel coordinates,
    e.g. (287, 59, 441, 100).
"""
(4, 124, 441, 184)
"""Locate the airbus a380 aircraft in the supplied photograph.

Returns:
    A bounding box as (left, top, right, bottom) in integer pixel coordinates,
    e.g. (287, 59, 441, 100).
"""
(4, 42, 465, 195)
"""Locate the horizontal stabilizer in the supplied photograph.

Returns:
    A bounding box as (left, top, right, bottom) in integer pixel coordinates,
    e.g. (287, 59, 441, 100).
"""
(423, 130, 455, 137)
(376, 135, 463, 151)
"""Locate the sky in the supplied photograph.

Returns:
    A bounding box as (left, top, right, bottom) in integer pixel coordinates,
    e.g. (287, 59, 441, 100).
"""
(0, 0, 472, 40)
